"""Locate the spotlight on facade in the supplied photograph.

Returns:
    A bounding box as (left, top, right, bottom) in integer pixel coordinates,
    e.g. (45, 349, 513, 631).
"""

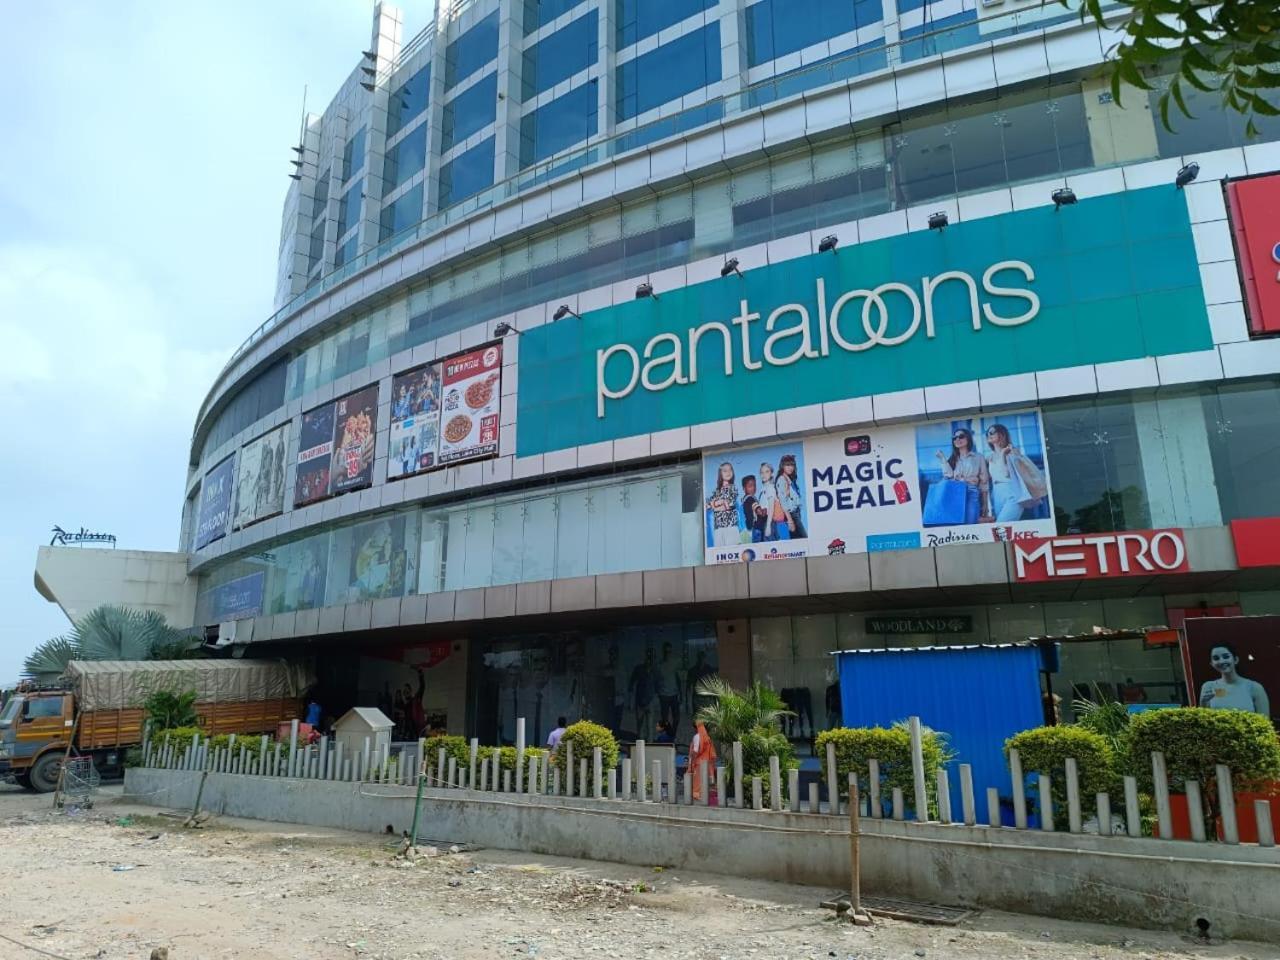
(552, 304, 580, 321)
(928, 211, 949, 231)
(818, 235, 838, 253)
(635, 282, 657, 300)
(1176, 162, 1200, 189)
(720, 257, 742, 278)
(1052, 187, 1077, 210)
(493, 322, 516, 337)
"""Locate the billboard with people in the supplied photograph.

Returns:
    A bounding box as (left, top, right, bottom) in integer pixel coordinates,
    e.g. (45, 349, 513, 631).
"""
(703, 408, 1055, 563)
(234, 424, 286, 529)
(1182, 616, 1278, 724)
(294, 384, 379, 507)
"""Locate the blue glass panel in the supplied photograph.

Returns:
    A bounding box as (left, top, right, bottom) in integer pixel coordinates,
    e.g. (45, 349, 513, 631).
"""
(615, 22, 721, 121)
(445, 11, 500, 90)
(387, 64, 431, 138)
(383, 123, 428, 192)
(615, 0, 717, 49)
(520, 83, 598, 166)
(524, 0, 587, 34)
(334, 234, 357, 268)
(900, 10, 979, 61)
(337, 177, 363, 237)
(439, 137, 496, 207)
(744, 39, 887, 109)
(441, 72, 499, 153)
(380, 183, 424, 240)
(612, 101, 723, 153)
(523, 10, 598, 101)
(342, 125, 367, 182)
(746, 0, 877, 66)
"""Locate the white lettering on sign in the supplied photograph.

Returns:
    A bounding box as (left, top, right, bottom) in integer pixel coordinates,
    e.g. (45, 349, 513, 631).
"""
(1014, 530, 1187, 581)
(594, 261, 1040, 417)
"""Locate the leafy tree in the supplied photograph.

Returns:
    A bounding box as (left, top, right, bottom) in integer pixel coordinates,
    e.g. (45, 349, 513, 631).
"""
(1086, 0, 1280, 135)
(144, 689, 199, 730)
(694, 677, 792, 748)
(20, 605, 201, 681)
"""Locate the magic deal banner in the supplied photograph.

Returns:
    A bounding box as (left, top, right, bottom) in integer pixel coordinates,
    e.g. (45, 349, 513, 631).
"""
(702, 408, 1055, 564)
(194, 455, 236, 550)
(234, 424, 286, 529)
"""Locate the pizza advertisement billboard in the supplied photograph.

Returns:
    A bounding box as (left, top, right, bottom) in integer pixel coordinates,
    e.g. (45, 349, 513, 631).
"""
(329, 384, 379, 495)
(437, 344, 502, 466)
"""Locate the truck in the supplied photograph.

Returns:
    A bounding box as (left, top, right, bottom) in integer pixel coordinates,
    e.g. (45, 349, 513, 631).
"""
(0, 658, 311, 792)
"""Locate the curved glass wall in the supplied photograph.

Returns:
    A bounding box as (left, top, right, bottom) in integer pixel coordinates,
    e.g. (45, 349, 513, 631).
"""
(196, 65, 1280, 469)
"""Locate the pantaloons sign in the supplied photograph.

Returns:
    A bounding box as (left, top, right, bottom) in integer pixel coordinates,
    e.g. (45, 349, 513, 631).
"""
(515, 186, 1211, 457)
(597, 262, 1038, 416)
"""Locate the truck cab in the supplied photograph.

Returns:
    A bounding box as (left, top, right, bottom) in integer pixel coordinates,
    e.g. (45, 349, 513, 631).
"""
(0, 690, 74, 791)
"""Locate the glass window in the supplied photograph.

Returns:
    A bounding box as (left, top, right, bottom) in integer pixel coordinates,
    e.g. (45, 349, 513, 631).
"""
(311, 172, 330, 220)
(520, 84, 598, 166)
(342, 125, 367, 183)
(1203, 379, 1280, 521)
(1042, 396, 1152, 535)
(616, 23, 721, 122)
(444, 11, 500, 91)
(334, 234, 357, 268)
(383, 123, 428, 192)
(616, 0, 717, 49)
(525, 0, 587, 33)
(899, 11, 980, 62)
(337, 177, 363, 238)
(387, 64, 431, 139)
(744, 0, 879, 67)
(24, 697, 65, 719)
(441, 72, 499, 153)
(439, 137, 496, 207)
(523, 10, 598, 100)
(380, 183, 424, 241)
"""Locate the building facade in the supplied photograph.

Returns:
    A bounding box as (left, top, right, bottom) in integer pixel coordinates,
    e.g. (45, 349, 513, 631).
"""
(180, 0, 1280, 748)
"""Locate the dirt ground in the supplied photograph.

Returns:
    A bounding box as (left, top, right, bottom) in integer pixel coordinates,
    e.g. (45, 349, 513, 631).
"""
(0, 785, 1276, 960)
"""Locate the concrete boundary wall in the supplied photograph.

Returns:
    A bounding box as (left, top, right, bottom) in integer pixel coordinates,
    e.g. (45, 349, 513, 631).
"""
(125, 768, 1280, 941)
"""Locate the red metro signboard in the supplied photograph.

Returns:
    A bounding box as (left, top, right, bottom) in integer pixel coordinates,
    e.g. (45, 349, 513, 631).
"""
(1013, 529, 1189, 583)
(1227, 173, 1280, 335)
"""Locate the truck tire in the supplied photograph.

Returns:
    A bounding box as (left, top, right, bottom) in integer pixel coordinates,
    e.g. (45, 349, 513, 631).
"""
(29, 753, 62, 793)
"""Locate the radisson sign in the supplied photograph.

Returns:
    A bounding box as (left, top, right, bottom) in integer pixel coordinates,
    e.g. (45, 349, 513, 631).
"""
(515, 186, 1213, 457)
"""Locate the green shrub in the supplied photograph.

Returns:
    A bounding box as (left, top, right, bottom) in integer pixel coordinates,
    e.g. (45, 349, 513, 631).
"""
(1004, 726, 1116, 821)
(817, 724, 950, 814)
(424, 735, 471, 769)
(551, 721, 620, 795)
(153, 726, 202, 753)
(497, 745, 547, 774)
(1126, 708, 1280, 833)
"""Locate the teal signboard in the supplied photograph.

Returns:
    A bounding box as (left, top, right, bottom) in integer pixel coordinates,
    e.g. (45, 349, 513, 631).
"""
(516, 187, 1211, 457)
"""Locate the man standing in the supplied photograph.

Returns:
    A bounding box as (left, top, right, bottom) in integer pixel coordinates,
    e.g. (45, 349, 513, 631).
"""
(655, 642, 682, 738)
(546, 716, 568, 751)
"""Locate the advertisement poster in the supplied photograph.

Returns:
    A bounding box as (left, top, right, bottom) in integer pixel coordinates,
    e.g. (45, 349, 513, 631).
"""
(267, 539, 329, 614)
(438, 344, 502, 465)
(1182, 616, 1278, 724)
(330, 384, 379, 495)
(208, 571, 265, 622)
(347, 514, 411, 602)
(703, 408, 1055, 564)
(294, 402, 335, 507)
(194, 455, 236, 550)
(234, 425, 286, 529)
(388, 365, 442, 480)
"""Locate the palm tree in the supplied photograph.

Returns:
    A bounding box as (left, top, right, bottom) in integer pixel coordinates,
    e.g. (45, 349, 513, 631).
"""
(20, 605, 200, 681)
(694, 677, 792, 748)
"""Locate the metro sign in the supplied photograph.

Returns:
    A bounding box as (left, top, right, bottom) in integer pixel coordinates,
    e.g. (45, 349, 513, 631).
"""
(1013, 529, 1188, 582)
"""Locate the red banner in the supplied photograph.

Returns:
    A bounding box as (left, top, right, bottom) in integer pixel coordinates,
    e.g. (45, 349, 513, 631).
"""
(1013, 528, 1188, 582)
(1227, 174, 1280, 335)
(1230, 516, 1280, 568)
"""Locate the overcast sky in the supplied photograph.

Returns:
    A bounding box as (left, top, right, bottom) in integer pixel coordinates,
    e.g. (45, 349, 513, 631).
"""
(0, 2, 432, 683)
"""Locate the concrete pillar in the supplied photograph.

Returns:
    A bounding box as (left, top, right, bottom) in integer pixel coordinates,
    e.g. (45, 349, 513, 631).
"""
(769, 755, 782, 811)
(529, 755, 540, 795)
(634, 741, 646, 802)
(752, 777, 763, 811)
(732, 741, 743, 809)
(1152, 752, 1173, 840)
(447, 756, 457, 789)
(608, 768, 617, 800)
(593, 747, 603, 799)
(892, 788, 905, 821)
(652, 760, 663, 803)
(437, 747, 446, 787)
(715, 766, 726, 808)
(1124, 775, 1141, 838)
(986, 787, 1001, 828)
(289, 721, 299, 772)
(825, 741, 838, 815)
(502, 770, 511, 793)
(552, 766, 561, 796)
(1038, 774, 1054, 831)
(1065, 757, 1082, 833)
(808, 781, 820, 814)
(959, 764, 976, 826)
(479, 756, 489, 791)
(515, 717, 526, 794)
(621, 758, 633, 800)
(908, 717, 928, 822)
(937, 769, 952, 824)
(470, 738, 479, 790)
(1009, 749, 1027, 829)
(683, 773, 692, 805)
(542, 753, 550, 795)
(703, 761, 712, 808)
(1256, 801, 1275, 847)
(1217, 765, 1239, 844)
(787, 767, 799, 813)
(1186, 780, 1207, 842)
(868, 759, 881, 819)
(1097, 793, 1113, 836)
(579, 759, 588, 799)
(566, 741, 575, 797)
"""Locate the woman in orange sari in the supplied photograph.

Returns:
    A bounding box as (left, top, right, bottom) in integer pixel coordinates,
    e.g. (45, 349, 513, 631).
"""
(689, 721, 717, 803)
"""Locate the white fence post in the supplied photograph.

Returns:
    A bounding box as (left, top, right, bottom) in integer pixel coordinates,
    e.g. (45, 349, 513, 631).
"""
(593, 747, 603, 799)
(566, 741, 575, 797)
(959, 764, 976, 826)
(715, 765, 725, 808)
(1186, 780, 1207, 842)
(752, 776, 763, 811)
(769, 755, 781, 811)
(891, 787, 905, 821)
(986, 787, 1001, 827)
(1217, 765, 1238, 845)
(787, 768, 800, 813)
(937, 769, 952, 824)
(808, 781, 820, 815)
(1152, 751, 1173, 840)
(1097, 793, 1113, 836)
(1123, 775, 1141, 838)
(1038, 774, 1054, 831)
(825, 740, 838, 815)
(1255, 801, 1275, 847)
(651, 760, 662, 803)
(868, 759, 881, 819)
(1065, 757, 1082, 833)
(732, 741, 743, 809)
(634, 740, 646, 802)
(1009, 748, 1027, 829)
(621, 758, 632, 801)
